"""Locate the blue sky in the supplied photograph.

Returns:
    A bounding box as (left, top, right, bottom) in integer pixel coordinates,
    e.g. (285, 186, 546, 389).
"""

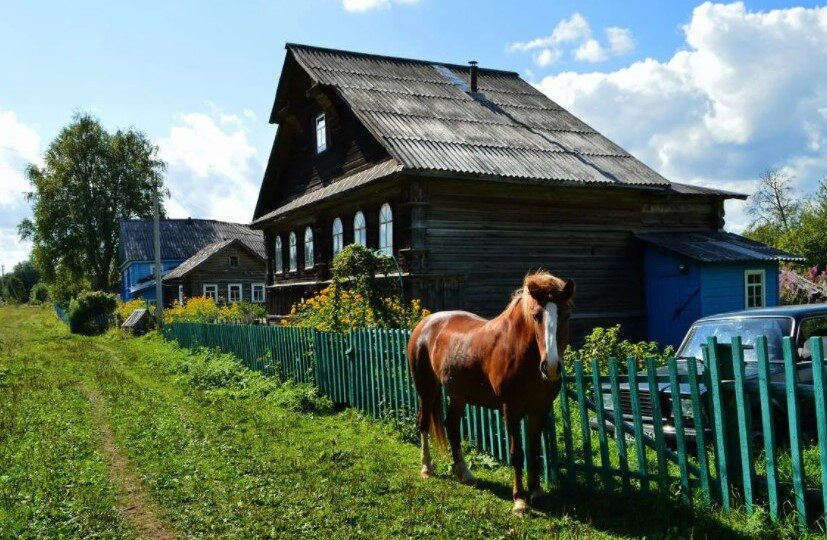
(3, 1, 827, 271)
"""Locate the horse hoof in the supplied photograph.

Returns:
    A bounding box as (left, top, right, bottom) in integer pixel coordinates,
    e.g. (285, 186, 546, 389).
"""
(420, 465, 434, 479)
(452, 464, 476, 486)
(512, 499, 529, 515)
(529, 487, 544, 503)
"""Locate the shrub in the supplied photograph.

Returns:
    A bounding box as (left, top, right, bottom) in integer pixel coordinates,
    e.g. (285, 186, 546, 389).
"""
(164, 296, 267, 325)
(115, 298, 148, 321)
(67, 290, 117, 335)
(28, 282, 49, 304)
(282, 244, 430, 331)
(564, 324, 674, 375)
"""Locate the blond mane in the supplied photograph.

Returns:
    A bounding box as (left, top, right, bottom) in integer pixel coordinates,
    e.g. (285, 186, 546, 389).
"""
(504, 270, 569, 324)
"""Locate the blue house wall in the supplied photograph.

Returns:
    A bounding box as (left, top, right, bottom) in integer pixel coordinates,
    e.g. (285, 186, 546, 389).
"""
(644, 247, 780, 348)
(121, 260, 184, 301)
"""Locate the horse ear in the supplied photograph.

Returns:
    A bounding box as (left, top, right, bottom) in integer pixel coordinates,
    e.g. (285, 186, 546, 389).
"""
(561, 278, 575, 301)
(524, 275, 547, 301)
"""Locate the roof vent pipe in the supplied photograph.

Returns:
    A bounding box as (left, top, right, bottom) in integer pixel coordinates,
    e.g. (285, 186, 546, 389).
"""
(469, 60, 478, 93)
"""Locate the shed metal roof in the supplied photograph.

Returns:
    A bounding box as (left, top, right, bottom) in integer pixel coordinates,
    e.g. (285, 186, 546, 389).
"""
(635, 231, 804, 263)
(284, 44, 672, 187)
(120, 219, 265, 264)
(162, 238, 265, 282)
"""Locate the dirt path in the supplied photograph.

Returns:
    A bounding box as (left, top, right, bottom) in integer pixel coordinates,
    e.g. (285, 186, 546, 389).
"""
(82, 383, 179, 540)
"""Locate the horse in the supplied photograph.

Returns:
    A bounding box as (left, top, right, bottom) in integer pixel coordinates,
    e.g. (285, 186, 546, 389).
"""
(407, 271, 574, 514)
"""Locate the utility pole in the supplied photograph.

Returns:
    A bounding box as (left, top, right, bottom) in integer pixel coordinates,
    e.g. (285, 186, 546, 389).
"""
(153, 185, 163, 328)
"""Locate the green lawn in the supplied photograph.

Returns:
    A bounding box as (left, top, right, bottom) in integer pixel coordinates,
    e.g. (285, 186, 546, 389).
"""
(0, 305, 803, 538)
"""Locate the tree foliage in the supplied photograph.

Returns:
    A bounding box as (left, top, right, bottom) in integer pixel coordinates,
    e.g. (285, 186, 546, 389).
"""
(0, 259, 40, 303)
(18, 113, 166, 299)
(747, 168, 801, 232)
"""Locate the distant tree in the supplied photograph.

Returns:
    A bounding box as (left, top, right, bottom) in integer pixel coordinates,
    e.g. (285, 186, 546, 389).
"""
(18, 113, 166, 299)
(0, 275, 26, 303)
(747, 168, 801, 232)
(10, 259, 39, 300)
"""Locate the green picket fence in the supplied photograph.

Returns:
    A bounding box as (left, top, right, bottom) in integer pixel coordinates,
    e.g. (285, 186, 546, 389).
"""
(163, 322, 827, 531)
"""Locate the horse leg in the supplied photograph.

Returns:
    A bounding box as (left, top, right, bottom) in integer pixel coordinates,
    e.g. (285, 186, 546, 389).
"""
(417, 393, 437, 478)
(446, 397, 474, 485)
(504, 405, 528, 514)
(526, 409, 549, 504)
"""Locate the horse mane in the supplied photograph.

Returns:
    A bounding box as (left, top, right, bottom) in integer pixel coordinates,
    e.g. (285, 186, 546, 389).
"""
(502, 270, 569, 325)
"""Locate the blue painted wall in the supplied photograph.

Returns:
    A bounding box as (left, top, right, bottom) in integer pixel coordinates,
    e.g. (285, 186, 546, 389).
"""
(643, 248, 702, 348)
(644, 247, 780, 348)
(121, 259, 183, 300)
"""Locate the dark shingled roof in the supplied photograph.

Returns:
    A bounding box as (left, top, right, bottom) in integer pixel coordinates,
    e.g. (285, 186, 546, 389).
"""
(163, 239, 265, 281)
(283, 43, 673, 187)
(635, 231, 804, 263)
(119, 219, 265, 264)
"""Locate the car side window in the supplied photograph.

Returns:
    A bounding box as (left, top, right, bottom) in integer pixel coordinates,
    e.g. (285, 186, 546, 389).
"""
(801, 317, 827, 342)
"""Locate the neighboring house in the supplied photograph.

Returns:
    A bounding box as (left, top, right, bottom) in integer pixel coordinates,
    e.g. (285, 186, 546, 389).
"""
(119, 219, 265, 303)
(249, 43, 801, 342)
(162, 239, 267, 305)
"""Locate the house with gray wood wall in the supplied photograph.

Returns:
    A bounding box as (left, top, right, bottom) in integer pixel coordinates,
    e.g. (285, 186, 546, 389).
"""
(250, 44, 800, 343)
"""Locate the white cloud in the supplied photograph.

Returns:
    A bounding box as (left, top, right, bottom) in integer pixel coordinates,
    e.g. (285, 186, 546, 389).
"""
(342, 0, 418, 12)
(157, 110, 261, 224)
(535, 2, 827, 232)
(509, 13, 634, 66)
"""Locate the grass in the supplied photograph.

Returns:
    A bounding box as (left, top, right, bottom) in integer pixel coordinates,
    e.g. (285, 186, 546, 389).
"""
(0, 304, 812, 538)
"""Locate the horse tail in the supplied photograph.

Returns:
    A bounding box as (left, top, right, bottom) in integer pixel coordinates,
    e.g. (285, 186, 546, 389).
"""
(428, 392, 448, 449)
(408, 317, 448, 449)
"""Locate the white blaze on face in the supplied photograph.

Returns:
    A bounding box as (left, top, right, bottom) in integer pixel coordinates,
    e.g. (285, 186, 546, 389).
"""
(544, 303, 559, 375)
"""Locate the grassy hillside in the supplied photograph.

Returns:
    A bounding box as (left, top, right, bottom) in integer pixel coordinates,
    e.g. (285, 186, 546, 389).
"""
(0, 305, 800, 538)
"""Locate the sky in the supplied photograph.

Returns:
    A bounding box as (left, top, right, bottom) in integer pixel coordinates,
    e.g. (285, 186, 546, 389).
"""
(3, 0, 827, 272)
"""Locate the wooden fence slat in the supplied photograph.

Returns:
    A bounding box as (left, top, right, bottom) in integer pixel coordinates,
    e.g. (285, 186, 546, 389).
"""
(591, 360, 613, 490)
(730, 336, 755, 514)
(810, 336, 827, 525)
(686, 355, 711, 505)
(782, 337, 808, 531)
(668, 357, 690, 503)
(574, 361, 594, 489)
(559, 369, 575, 482)
(608, 358, 630, 495)
(645, 358, 669, 494)
(626, 358, 649, 496)
(704, 339, 730, 511)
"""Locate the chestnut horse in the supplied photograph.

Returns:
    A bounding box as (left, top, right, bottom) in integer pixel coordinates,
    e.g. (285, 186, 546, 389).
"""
(408, 271, 574, 514)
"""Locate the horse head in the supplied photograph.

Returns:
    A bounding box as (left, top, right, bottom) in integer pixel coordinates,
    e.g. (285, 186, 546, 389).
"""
(523, 271, 575, 382)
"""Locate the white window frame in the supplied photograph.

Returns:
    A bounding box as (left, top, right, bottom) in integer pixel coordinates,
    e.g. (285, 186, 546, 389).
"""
(228, 283, 243, 303)
(304, 226, 315, 269)
(378, 203, 393, 256)
(315, 113, 327, 154)
(745, 269, 766, 309)
(332, 217, 344, 257)
(203, 284, 218, 300)
(252, 283, 265, 303)
(274, 236, 283, 274)
(178, 285, 184, 305)
(289, 232, 297, 272)
(353, 211, 366, 246)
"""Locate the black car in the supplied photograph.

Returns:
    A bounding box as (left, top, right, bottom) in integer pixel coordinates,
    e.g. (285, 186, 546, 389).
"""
(593, 305, 827, 442)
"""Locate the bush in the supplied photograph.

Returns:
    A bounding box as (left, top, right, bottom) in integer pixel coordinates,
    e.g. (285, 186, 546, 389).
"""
(28, 282, 49, 304)
(67, 290, 117, 335)
(115, 298, 151, 322)
(564, 324, 674, 375)
(164, 296, 267, 325)
(282, 244, 430, 331)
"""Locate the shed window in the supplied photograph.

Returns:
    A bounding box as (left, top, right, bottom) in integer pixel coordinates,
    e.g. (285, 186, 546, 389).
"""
(228, 283, 242, 303)
(353, 211, 366, 246)
(229, 255, 239, 268)
(289, 232, 297, 272)
(745, 270, 766, 309)
(252, 283, 265, 303)
(203, 284, 218, 300)
(304, 227, 315, 269)
(378, 203, 393, 256)
(274, 236, 283, 274)
(315, 113, 327, 153)
(332, 217, 344, 257)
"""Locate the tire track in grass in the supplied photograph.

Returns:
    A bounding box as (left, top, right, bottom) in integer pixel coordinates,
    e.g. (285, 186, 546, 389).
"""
(81, 382, 179, 540)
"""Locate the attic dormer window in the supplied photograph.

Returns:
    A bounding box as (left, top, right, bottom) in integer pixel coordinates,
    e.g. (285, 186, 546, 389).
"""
(315, 113, 327, 153)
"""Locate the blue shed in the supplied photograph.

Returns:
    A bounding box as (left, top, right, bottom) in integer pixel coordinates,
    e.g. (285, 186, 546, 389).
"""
(636, 231, 804, 348)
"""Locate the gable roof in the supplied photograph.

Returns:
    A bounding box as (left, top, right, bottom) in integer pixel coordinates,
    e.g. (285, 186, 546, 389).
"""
(635, 231, 804, 263)
(162, 238, 265, 282)
(279, 43, 673, 188)
(119, 219, 265, 264)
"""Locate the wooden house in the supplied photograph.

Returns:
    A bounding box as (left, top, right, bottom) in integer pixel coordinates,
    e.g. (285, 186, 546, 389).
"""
(250, 44, 801, 343)
(119, 219, 266, 305)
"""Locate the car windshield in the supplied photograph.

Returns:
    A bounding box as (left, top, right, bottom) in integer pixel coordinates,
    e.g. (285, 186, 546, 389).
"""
(677, 317, 793, 363)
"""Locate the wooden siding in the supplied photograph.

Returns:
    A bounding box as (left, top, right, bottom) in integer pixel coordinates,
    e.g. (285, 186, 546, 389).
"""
(168, 244, 266, 304)
(421, 179, 722, 341)
(700, 262, 780, 314)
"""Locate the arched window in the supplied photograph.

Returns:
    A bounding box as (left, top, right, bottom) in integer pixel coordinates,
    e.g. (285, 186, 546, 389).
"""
(332, 217, 344, 257)
(353, 211, 366, 246)
(274, 236, 283, 274)
(288, 232, 297, 272)
(304, 227, 314, 269)
(378, 203, 393, 256)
